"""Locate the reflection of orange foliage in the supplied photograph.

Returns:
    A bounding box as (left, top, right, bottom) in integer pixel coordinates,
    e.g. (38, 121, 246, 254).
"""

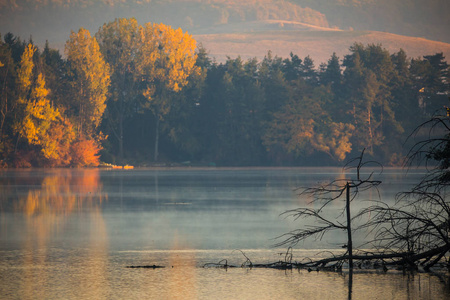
(70, 138, 101, 167)
(15, 169, 104, 216)
(76, 207, 109, 299)
(18, 171, 108, 299)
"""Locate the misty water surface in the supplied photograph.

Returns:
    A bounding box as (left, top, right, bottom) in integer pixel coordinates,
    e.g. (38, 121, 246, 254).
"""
(0, 168, 448, 299)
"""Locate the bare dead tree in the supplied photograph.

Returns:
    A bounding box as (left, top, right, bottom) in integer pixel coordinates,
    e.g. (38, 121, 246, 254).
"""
(276, 149, 382, 270)
(206, 109, 450, 272)
(276, 126, 449, 271)
(358, 110, 450, 271)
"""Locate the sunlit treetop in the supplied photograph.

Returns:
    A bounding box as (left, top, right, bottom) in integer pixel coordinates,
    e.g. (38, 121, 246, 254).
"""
(137, 22, 198, 93)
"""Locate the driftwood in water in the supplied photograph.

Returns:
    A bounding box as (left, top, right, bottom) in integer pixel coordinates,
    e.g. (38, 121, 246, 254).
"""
(126, 265, 165, 269)
(204, 247, 449, 272)
(203, 249, 295, 270)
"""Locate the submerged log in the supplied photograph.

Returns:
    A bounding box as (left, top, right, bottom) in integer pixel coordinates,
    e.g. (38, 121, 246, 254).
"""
(126, 265, 165, 269)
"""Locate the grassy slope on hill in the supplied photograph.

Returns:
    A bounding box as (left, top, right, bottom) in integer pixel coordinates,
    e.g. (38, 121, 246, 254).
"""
(0, 0, 448, 63)
(290, 0, 450, 43)
(195, 25, 450, 64)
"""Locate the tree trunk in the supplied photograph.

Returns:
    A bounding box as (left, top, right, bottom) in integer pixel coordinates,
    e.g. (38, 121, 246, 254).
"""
(119, 97, 124, 163)
(346, 182, 353, 269)
(154, 113, 160, 162)
(367, 105, 373, 153)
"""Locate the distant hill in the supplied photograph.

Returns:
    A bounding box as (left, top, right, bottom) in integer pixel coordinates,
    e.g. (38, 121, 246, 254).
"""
(0, 0, 449, 63)
(194, 21, 450, 63)
(0, 0, 328, 50)
(291, 0, 450, 43)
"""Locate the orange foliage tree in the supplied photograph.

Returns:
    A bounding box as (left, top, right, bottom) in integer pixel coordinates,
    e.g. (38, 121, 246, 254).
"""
(70, 137, 101, 167)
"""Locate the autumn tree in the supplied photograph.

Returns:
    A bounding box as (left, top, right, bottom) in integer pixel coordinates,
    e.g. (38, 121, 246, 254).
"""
(16, 44, 35, 101)
(263, 84, 354, 163)
(12, 44, 75, 166)
(65, 28, 110, 140)
(13, 43, 36, 156)
(96, 18, 141, 163)
(136, 23, 199, 162)
(70, 137, 101, 167)
(14, 73, 60, 156)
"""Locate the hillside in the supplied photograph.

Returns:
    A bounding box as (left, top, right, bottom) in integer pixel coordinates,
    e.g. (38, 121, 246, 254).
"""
(0, 0, 328, 50)
(195, 22, 450, 63)
(0, 0, 449, 63)
(291, 0, 450, 43)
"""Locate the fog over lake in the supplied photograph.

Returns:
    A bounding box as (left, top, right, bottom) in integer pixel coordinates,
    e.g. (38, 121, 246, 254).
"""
(1, 168, 448, 299)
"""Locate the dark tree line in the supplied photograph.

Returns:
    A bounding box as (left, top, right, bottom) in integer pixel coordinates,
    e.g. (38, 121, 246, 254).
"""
(140, 43, 449, 166)
(1, 18, 449, 167)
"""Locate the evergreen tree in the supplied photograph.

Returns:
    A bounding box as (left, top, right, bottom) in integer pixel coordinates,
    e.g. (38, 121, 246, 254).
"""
(282, 52, 303, 82)
(0, 35, 16, 162)
(343, 43, 403, 160)
(319, 52, 342, 94)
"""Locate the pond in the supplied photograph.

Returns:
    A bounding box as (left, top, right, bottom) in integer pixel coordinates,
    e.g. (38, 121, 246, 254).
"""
(0, 168, 449, 299)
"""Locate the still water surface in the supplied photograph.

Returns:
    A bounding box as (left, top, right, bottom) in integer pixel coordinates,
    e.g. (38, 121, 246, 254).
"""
(0, 168, 449, 299)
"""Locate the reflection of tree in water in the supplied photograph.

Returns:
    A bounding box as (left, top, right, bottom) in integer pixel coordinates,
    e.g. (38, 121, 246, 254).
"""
(12, 169, 109, 299)
(14, 169, 105, 216)
(76, 206, 109, 299)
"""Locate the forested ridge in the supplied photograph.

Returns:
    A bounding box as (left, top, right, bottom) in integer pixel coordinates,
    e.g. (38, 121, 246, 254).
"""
(0, 18, 449, 167)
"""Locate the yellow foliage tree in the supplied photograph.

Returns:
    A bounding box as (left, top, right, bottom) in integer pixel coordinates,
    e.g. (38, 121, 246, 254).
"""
(65, 28, 111, 139)
(136, 23, 199, 161)
(16, 44, 36, 102)
(19, 74, 59, 145)
(44, 118, 75, 167)
(13, 44, 76, 166)
(13, 43, 37, 156)
(15, 73, 75, 163)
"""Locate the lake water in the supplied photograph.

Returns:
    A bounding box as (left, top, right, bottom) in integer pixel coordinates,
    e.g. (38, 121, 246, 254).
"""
(0, 168, 449, 299)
